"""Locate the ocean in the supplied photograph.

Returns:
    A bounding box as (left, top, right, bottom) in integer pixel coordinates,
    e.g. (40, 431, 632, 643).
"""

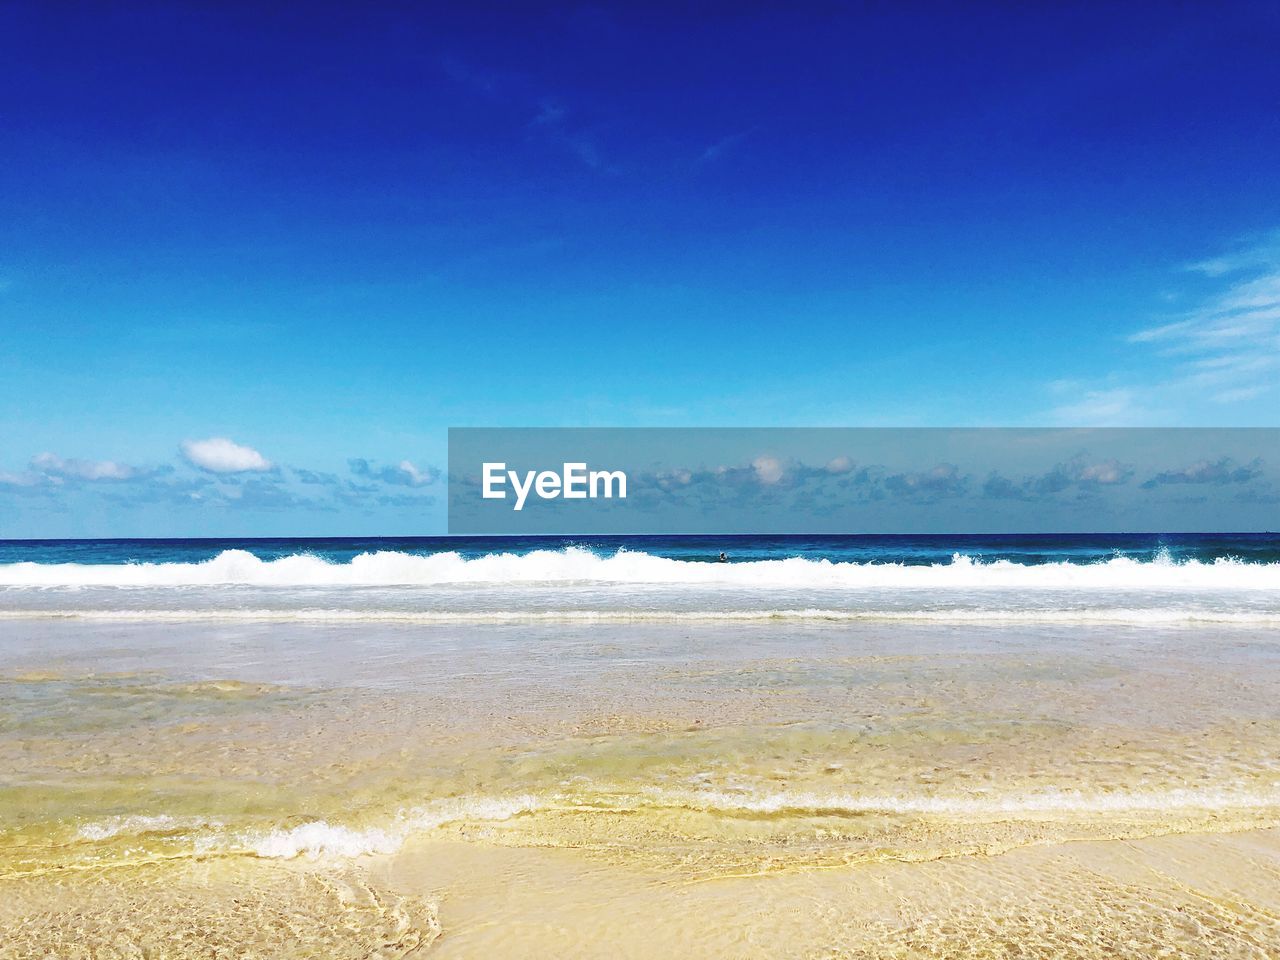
(2, 534, 1280, 956)
(2, 533, 1279, 624)
(7, 531, 1280, 566)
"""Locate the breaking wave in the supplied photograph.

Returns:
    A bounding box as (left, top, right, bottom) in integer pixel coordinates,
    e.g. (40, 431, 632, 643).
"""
(1, 547, 1278, 590)
(71, 785, 1280, 863)
(73, 795, 545, 862)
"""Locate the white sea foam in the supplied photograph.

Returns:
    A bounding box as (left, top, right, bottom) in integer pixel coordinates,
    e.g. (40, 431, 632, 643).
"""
(77, 814, 221, 841)
(243, 794, 542, 860)
(646, 785, 1280, 817)
(88, 785, 1280, 862)
(0, 547, 1277, 590)
(247, 821, 404, 859)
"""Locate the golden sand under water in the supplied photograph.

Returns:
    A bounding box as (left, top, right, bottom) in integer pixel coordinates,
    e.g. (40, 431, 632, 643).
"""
(2, 618, 1280, 957)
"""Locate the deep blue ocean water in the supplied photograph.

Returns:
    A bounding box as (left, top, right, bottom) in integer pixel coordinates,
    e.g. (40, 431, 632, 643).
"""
(2, 533, 1278, 566)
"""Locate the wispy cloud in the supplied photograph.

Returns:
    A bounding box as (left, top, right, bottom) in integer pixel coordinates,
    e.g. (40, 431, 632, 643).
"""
(293, 468, 339, 486)
(695, 129, 752, 165)
(626, 455, 967, 509)
(1141, 456, 1263, 489)
(348, 457, 439, 488)
(1128, 246, 1280, 405)
(985, 456, 1132, 500)
(884, 463, 967, 500)
(0, 470, 49, 491)
(441, 56, 612, 172)
(98, 475, 212, 508)
(2, 443, 443, 519)
(1047, 388, 1143, 427)
(30, 452, 141, 482)
(0, 453, 163, 489)
(1049, 229, 1280, 423)
(1185, 228, 1280, 277)
(530, 98, 568, 126)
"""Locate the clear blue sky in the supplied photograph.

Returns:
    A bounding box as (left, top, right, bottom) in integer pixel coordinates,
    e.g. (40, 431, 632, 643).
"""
(2, 3, 1279, 536)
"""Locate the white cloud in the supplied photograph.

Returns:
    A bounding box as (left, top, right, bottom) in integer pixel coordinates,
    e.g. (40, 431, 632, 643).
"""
(348, 457, 439, 487)
(1, 451, 158, 492)
(1078, 459, 1129, 485)
(0, 470, 42, 488)
(984, 457, 1134, 500)
(752, 455, 785, 485)
(824, 456, 854, 474)
(30, 452, 137, 481)
(654, 468, 693, 490)
(1142, 457, 1263, 488)
(393, 460, 436, 487)
(181, 437, 272, 474)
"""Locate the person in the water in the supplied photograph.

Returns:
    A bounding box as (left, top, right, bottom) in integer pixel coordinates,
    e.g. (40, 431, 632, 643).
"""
(717, 552, 728, 563)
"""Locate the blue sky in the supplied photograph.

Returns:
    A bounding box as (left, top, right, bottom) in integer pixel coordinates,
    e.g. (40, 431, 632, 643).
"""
(2, 3, 1279, 536)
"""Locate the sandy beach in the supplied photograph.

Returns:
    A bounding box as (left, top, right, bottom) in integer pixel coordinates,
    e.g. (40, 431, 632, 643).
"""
(3, 570, 1279, 957)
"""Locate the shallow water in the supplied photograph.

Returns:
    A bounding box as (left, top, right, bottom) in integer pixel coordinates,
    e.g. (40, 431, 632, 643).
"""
(3, 610, 1280, 956)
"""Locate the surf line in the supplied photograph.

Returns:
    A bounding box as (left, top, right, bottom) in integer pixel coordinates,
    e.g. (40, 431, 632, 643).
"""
(481, 462, 627, 511)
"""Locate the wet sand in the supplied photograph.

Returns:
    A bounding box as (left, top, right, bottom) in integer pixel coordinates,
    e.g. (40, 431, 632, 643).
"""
(379, 828, 1280, 958)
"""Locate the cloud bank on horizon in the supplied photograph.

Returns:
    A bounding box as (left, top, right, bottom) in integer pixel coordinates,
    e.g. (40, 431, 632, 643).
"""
(443, 428, 1280, 536)
(0, 438, 440, 536)
(5, 427, 1279, 537)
